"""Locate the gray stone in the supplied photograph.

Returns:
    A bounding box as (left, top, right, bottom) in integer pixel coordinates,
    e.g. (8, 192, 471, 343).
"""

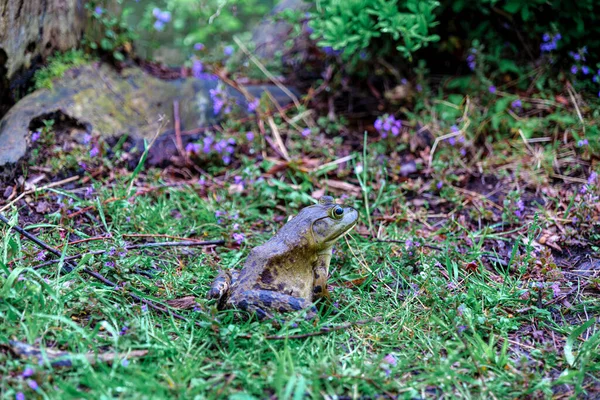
(0, 63, 297, 169)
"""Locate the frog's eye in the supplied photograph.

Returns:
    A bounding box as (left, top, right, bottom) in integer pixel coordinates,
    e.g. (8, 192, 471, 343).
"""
(331, 205, 344, 219)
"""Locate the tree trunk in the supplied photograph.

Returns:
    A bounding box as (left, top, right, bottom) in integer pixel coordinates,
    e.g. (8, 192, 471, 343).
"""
(0, 0, 88, 113)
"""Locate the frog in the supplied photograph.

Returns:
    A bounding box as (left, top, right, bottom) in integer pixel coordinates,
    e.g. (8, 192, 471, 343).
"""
(207, 196, 358, 320)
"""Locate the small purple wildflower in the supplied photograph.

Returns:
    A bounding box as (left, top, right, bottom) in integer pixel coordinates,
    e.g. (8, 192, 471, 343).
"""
(580, 185, 587, 194)
(405, 239, 413, 249)
(223, 46, 234, 56)
(121, 359, 129, 367)
(36, 251, 46, 262)
(488, 85, 497, 94)
(16, 392, 25, 400)
(573, 53, 581, 61)
(194, 43, 205, 51)
(222, 155, 231, 165)
(448, 137, 456, 146)
(153, 20, 165, 31)
(233, 232, 245, 244)
(105, 261, 115, 268)
(22, 367, 34, 378)
(185, 142, 201, 154)
(450, 125, 459, 133)
(157, 11, 171, 23)
(588, 171, 598, 185)
(108, 247, 116, 256)
(213, 139, 227, 153)
(191, 58, 203, 78)
(193, 306, 202, 312)
(85, 186, 94, 196)
(571, 66, 578, 74)
(383, 354, 397, 366)
(203, 136, 213, 153)
(551, 282, 561, 298)
(359, 51, 367, 60)
(458, 325, 467, 334)
(233, 176, 244, 185)
(457, 304, 466, 316)
(82, 133, 92, 145)
(94, 6, 103, 15)
(542, 33, 551, 42)
(301, 128, 311, 137)
(119, 325, 128, 336)
(400, 78, 408, 85)
(374, 114, 401, 138)
(578, 139, 589, 147)
(31, 131, 41, 142)
(466, 47, 477, 70)
(27, 380, 38, 391)
(511, 99, 522, 109)
(247, 99, 260, 113)
(416, 84, 423, 92)
(118, 249, 127, 258)
(460, 148, 467, 156)
(540, 33, 560, 52)
(78, 161, 87, 170)
(246, 132, 255, 141)
(89, 146, 100, 158)
(581, 66, 590, 75)
(436, 181, 443, 189)
(215, 210, 225, 218)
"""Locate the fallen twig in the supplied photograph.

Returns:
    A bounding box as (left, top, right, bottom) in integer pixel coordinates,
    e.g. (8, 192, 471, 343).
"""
(0, 175, 80, 212)
(31, 240, 225, 270)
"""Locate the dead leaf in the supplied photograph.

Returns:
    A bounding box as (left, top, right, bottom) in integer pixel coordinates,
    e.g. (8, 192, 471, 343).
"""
(323, 180, 361, 194)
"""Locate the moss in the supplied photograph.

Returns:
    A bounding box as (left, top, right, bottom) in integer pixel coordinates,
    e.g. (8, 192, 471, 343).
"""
(33, 50, 91, 90)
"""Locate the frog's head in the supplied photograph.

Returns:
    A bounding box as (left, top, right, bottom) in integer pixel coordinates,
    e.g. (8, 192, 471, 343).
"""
(306, 196, 358, 251)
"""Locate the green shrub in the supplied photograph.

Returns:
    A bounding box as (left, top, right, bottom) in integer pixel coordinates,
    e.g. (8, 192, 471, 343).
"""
(307, 0, 440, 62)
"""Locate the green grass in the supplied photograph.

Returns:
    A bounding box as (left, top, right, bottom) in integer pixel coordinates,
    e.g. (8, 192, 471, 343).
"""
(1, 165, 599, 399)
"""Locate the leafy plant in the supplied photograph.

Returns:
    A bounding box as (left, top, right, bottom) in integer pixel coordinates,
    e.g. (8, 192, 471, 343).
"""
(84, 0, 137, 61)
(307, 0, 440, 61)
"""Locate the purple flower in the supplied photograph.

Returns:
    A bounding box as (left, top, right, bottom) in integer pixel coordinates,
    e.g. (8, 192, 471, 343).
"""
(157, 11, 171, 23)
(224, 46, 234, 56)
(405, 239, 413, 249)
(511, 99, 522, 109)
(374, 118, 383, 131)
(94, 6, 103, 15)
(185, 142, 201, 154)
(466, 48, 476, 70)
(233, 176, 244, 185)
(301, 128, 311, 137)
(89, 146, 100, 157)
(233, 232, 245, 244)
(593, 75, 599, 83)
(27, 380, 38, 391)
(246, 132, 255, 141)
(119, 325, 128, 336)
(588, 171, 598, 185)
(578, 139, 589, 147)
(108, 247, 116, 256)
(191, 58, 203, 78)
(551, 282, 561, 298)
(247, 99, 259, 113)
(22, 367, 34, 378)
(460, 148, 467, 156)
(118, 250, 127, 258)
(16, 392, 25, 400)
(31, 131, 41, 142)
(457, 304, 466, 316)
(383, 354, 397, 366)
(105, 261, 115, 268)
(448, 137, 456, 146)
(35, 251, 46, 261)
(222, 155, 231, 165)
(450, 125, 459, 133)
(580, 186, 587, 194)
(194, 43, 205, 51)
(458, 325, 467, 334)
(153, 20, 165, 31)
(416, 84, 423, 92)
(359, 51, 367, 60)
(582, 66, 590, 75)
(571, 66, 578, 74)
(488, 86, 497, 94)
(573, 53, 581, 61)
(121, 359, 129, 367)
(436, 181, 443, 189)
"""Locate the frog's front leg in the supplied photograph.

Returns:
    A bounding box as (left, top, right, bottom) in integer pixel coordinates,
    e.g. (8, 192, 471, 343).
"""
(312, 252, 332, 303)
(207, 269, 239, 309)
(228, 290, 317, 320)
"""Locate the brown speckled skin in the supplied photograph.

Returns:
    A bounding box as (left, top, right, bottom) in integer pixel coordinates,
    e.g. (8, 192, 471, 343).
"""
(208, 197, 358, 319)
